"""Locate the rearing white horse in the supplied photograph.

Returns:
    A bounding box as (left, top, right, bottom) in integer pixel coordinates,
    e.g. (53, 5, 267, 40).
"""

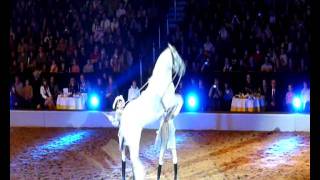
(118, 44, 185, 180)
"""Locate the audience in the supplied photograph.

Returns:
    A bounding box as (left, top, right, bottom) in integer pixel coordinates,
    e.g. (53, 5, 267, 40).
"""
(9, 0, 310, 113)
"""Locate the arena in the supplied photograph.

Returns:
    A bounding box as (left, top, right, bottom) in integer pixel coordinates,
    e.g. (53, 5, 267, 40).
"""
(10, 0, 310, 179)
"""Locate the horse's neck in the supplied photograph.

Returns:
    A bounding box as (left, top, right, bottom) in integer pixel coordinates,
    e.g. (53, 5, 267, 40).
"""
(146, 72, 172, 96)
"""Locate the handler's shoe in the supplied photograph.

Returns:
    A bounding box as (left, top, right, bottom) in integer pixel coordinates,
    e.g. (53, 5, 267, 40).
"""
(174, 163, 178, 180)
(157, 164, 162, 180)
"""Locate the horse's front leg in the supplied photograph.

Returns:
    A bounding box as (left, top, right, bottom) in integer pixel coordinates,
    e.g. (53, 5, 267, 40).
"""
(128, 132, 145, 180)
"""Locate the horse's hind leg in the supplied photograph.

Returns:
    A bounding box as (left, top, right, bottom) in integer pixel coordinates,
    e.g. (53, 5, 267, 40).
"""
(121, 148, 126, 180)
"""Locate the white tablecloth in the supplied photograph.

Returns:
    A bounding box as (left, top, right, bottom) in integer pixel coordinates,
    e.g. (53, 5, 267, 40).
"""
(230, 96, 265, 112)
(56, 94, 88, 110)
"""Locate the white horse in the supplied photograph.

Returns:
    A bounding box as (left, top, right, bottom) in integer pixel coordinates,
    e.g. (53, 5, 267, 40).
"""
(118, 44, 185, 180)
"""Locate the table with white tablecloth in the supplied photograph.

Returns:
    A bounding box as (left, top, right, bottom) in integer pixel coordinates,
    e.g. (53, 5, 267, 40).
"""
(56, 94, 88, 110)
(230, 96, 265, 112)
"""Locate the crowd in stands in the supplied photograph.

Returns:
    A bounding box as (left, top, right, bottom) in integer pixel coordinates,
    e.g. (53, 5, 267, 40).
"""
(9, 0, 310, 113)
(10, 0, 166, 76)
(168, 0, 310, 76)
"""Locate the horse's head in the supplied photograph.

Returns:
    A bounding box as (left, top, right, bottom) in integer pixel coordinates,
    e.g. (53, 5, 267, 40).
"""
(168, 43, 186, 79)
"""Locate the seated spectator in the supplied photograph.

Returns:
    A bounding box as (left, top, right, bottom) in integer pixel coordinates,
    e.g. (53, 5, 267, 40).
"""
(127, 80, 140, 102)
(14, 76, 24, 100)
(248, 56, 257, 71)
(116, 3, 126, 18)
(261, 58, 273, 72)
(71, 59, 80, 73)
(50, 60, 59, 73)
(223, 57, 232, 72)
(301, 81, 310, 113)
(279, 48, 288, 71)
(223, 82, 233, 111)
(23, 79, 33, 109)
(208, 78, 222, 111)
(59, 62, 68, 73)
(10, 85, 19, 109)
(203, 36, 214, 57)
(68, 77, 79, 95)
(90, 45, 101, 64)
(83, 59, 94, 73)
(285, 84, 295, 112)
(49, 76, 59, 101)
(40, 79, 55, 109)
(266, 79, 282, 111)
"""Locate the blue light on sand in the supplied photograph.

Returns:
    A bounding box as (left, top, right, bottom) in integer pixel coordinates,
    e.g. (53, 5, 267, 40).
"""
(266, 137, 299, 155)
(29, 131, 91, 160)
(262, 137, 301, 168)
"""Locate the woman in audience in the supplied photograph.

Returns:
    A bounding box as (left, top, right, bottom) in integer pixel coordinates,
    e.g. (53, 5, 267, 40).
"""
(50, 60, 59, 73)
(23, 79, 33, 109)
(40, 79, 55, 109)
(285, 84, 295, 112)
(71, 59, 80, 73)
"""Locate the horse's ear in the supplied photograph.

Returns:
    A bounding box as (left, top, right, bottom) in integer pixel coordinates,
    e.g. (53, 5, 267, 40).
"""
(168, 43, 174, 50)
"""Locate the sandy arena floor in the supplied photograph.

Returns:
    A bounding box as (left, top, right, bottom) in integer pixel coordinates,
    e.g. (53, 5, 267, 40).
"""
(10, 128, 309, 180)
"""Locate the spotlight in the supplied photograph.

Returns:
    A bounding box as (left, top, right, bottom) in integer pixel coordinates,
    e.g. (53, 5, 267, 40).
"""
(292, 96, 302, 111)
(186, 92, 199, 112)
(88, 93, 100, 110)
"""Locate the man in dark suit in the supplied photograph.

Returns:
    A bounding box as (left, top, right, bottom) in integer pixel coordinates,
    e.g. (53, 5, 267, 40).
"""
(243, 74, 254, 94)
(266, 79, 282, 111)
